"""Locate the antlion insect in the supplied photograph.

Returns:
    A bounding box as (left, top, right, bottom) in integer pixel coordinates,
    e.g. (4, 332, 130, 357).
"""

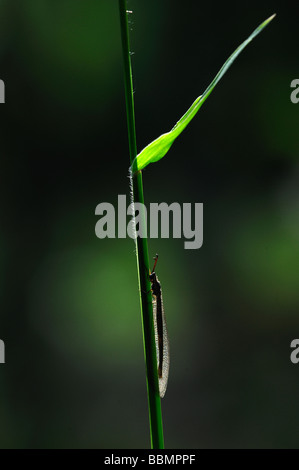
(149, 254, 169, 398)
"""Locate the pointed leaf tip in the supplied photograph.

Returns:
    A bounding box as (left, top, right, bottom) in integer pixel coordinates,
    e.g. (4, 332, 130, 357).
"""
(131, 15, 276, 173)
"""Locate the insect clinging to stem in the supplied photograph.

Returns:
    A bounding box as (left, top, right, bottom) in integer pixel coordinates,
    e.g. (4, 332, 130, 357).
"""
(149, 254, 169, 398)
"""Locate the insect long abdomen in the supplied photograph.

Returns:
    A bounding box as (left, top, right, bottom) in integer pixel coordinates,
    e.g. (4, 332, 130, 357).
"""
(156, 294, 163, 378)
(152, 283, 169, 398)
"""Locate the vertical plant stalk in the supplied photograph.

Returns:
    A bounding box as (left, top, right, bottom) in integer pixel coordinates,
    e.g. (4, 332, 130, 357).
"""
(118, 0, 164, 449)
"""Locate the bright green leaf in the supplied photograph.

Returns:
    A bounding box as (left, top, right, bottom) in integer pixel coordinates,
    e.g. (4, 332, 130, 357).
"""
(131, 14, 276, 174)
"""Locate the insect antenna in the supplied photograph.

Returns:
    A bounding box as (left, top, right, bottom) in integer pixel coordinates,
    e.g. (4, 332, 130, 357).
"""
(151, 254, 159, 273)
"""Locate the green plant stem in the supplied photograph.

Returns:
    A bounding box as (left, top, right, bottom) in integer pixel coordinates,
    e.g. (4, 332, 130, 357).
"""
(118, 0, 164, 449)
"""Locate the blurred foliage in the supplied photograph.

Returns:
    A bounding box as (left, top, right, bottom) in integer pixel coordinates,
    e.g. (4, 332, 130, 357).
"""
(0, 0, 299, 449)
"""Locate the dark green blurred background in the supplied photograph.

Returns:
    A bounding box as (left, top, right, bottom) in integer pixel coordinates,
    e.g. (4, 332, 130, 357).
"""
(0, 0, 298, 449)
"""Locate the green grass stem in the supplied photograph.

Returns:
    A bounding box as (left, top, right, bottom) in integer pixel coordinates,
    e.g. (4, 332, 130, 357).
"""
(118, 0, 164, 449)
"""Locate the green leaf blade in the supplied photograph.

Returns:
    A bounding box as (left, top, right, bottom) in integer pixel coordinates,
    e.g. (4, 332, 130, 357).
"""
(131, 14, 276, 173)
